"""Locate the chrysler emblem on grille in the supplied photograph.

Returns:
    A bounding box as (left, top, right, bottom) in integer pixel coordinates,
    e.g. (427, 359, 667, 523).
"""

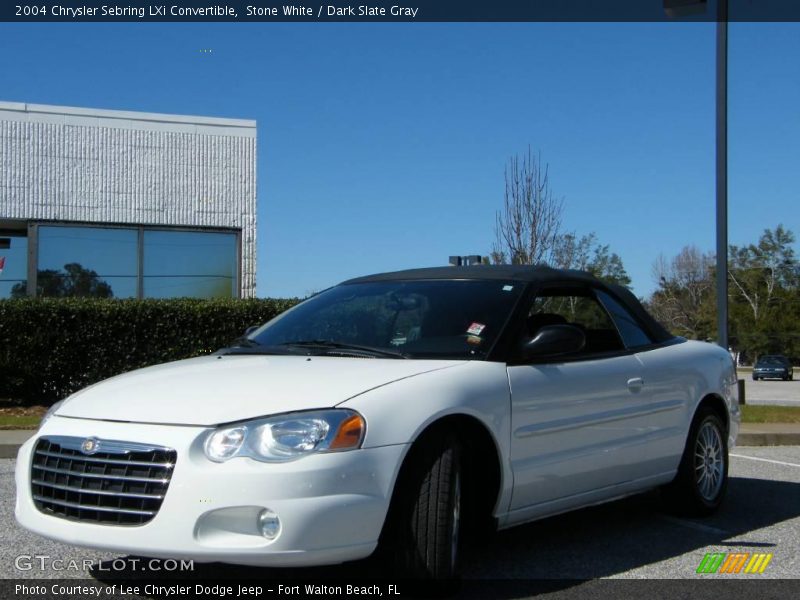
(80, 438, 99, 454)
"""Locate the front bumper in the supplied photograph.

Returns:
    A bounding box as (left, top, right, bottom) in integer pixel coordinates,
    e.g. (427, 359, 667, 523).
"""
(15, 416, 406, 567)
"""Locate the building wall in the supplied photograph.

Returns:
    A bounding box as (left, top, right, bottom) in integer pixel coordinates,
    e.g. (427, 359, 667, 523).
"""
(0, 101, 257, 296)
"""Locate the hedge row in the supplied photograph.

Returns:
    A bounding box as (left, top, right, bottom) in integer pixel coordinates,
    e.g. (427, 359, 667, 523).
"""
(0, 297, 299, 405)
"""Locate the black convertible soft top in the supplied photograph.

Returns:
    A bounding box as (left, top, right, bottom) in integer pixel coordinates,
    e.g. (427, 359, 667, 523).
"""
(344, 265, 675, 344)
(344, 264, 586, 285)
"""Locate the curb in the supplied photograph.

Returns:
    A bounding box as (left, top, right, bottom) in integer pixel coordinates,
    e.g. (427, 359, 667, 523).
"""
(0, 431, 34, 458)
(0, 444, 22, 459)
(737, 432, 800, 447)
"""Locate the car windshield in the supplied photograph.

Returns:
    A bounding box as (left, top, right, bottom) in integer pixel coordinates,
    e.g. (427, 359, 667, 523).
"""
(244, 280, 524, 359)
(758, 356, 787, 366)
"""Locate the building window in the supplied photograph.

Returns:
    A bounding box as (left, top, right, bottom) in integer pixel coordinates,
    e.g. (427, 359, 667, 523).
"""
(143, 230, 238, 299)
(38, 226, 138, 298)
(26, 223, 239, 299)
(0, 234, 28, 299)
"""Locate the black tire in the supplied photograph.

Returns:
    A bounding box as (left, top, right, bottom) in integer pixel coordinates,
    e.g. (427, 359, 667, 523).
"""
(661, 407, 728, 517)
(752, 375, 758, 381)
(379, 434, 463, 580)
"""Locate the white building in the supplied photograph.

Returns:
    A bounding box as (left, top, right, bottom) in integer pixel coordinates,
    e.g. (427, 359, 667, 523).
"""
(0, 101, 256, 299)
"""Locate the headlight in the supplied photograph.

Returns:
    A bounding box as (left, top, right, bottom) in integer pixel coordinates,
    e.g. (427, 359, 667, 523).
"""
(38, 400, 65, 430)
(203, 409, 365, 463)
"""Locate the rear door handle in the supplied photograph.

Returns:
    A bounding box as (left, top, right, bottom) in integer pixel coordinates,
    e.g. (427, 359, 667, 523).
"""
(627, 377, 645, 392)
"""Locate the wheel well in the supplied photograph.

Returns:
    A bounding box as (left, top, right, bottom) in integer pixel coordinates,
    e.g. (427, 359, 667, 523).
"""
(407, 415, 502, 536)
(697, 394, 729, 433)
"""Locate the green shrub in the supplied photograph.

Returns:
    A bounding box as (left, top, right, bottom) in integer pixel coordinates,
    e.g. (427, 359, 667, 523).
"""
(0, 297, 299, 405)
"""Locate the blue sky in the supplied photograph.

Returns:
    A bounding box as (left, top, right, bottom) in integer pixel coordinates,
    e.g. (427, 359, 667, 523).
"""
(1, 22, 798, 298)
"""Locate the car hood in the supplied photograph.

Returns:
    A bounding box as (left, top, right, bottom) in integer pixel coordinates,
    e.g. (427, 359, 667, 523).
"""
(56, 354, 465, 426)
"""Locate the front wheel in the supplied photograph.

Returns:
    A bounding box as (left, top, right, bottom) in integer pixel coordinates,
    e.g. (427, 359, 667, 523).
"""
(379, 434, 463, 579)
(661, 408, 728, 516)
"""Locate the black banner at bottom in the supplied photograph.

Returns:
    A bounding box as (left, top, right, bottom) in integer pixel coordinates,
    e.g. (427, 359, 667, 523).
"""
(4, 579, 800, 600)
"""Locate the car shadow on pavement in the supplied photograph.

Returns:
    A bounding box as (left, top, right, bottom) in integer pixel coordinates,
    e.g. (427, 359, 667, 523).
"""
(87, 475, 800, 596)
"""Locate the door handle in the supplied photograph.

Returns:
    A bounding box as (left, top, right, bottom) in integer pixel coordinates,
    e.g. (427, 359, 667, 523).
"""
(627, 377, 645, 392)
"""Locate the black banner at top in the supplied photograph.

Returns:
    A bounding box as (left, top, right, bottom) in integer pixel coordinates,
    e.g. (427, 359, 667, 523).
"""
(4, 1, 800, 23)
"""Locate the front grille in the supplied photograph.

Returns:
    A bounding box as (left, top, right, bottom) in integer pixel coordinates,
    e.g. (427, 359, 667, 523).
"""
(31, 436, 176, 526)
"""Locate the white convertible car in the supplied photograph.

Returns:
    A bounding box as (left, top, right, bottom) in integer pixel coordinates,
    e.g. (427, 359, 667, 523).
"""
(16, 266, 740, 578)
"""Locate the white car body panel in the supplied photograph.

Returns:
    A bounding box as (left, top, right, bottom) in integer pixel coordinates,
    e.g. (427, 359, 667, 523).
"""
(339, 360, 514, 514)
(636, 341, 740, 469)
(507, 353, 653, 511)
(501, 340, 739, 527)
(57, 355, 463, 425)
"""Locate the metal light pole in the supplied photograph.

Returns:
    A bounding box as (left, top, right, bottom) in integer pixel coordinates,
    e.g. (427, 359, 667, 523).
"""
(664, 0, 728, 349)
(715, 0, 729, 350)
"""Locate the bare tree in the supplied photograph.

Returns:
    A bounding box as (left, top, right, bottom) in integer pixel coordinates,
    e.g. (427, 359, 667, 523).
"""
(492, 148, 563, 265)
(649, 245, 715, 339)
(553, 232, 631, 286)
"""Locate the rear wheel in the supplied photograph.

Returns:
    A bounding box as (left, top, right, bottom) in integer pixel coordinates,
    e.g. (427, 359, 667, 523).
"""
(379, 434, 463, 579)
(661, 408, 728, 516)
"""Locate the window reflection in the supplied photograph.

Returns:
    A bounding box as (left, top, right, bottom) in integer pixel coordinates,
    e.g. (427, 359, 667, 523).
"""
(11, 225, 239, 300)
(37, 226, 138, 298)
(143, 230, 237, 298)
(0, 235, 28, 298)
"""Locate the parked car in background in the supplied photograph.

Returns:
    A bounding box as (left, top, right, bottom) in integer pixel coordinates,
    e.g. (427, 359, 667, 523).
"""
(752, 355, 794, 381)
(16, 266, 740, 579)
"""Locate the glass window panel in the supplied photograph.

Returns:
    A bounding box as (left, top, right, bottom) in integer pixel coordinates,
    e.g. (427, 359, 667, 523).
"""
(37, 226, 138, 298)
(596, 290, 653, 349)
(143, 230, 237, 298)
(528, 291, 625, 354)
(0, 235, 29, 298)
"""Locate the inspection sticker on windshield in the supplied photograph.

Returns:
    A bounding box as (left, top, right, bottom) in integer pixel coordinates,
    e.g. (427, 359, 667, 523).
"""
(467, 322, 486, 336)
(502, 285, 514, 291)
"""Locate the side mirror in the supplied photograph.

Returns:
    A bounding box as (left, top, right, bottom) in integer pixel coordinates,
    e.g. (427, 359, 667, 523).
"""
(244, 325, 259, 336)
(519, 324, 586, 360)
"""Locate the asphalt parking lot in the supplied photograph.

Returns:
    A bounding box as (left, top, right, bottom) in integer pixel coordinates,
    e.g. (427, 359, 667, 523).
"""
(2, 446, 799, 590)
(742, 375, 800, 406)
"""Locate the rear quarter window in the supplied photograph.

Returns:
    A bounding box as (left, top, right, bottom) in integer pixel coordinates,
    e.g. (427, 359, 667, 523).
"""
(596, 290, 654, 349)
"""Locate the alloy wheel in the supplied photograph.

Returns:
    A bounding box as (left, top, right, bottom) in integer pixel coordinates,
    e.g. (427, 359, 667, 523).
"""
(694, 420, 725, 501)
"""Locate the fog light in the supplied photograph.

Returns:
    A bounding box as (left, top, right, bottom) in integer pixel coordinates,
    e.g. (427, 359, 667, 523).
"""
(258, 509, 281, 540)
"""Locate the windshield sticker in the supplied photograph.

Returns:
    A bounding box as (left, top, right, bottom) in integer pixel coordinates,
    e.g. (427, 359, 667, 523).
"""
(467, 322, 486, 336)
(502, 285, 514, 291)
(466, 335, 483, 345)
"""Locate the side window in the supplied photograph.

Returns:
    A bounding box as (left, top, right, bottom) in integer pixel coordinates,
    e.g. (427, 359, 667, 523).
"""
(527, 290, 624, 354)
(596, 290, 653, 349)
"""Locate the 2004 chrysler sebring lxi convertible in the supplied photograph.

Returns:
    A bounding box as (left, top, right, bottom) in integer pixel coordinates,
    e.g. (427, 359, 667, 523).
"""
(16, 266, 740, 578)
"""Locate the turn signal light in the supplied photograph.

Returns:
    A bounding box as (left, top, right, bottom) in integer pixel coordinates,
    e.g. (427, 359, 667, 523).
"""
(329, 414, 365, 450)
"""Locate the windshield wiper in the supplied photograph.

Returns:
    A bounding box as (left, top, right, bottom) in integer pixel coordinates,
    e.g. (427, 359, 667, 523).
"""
(280, 340, 409, 359)
(230, 337, 261, 348)
(215, 338, 279, 355)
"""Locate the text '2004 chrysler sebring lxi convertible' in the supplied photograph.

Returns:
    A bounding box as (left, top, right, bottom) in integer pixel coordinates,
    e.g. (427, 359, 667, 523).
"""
(16, 266, 740, 578)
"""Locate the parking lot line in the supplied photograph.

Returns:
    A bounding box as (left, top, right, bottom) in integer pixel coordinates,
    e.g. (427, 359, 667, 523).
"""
(730, 453, 800, 468)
